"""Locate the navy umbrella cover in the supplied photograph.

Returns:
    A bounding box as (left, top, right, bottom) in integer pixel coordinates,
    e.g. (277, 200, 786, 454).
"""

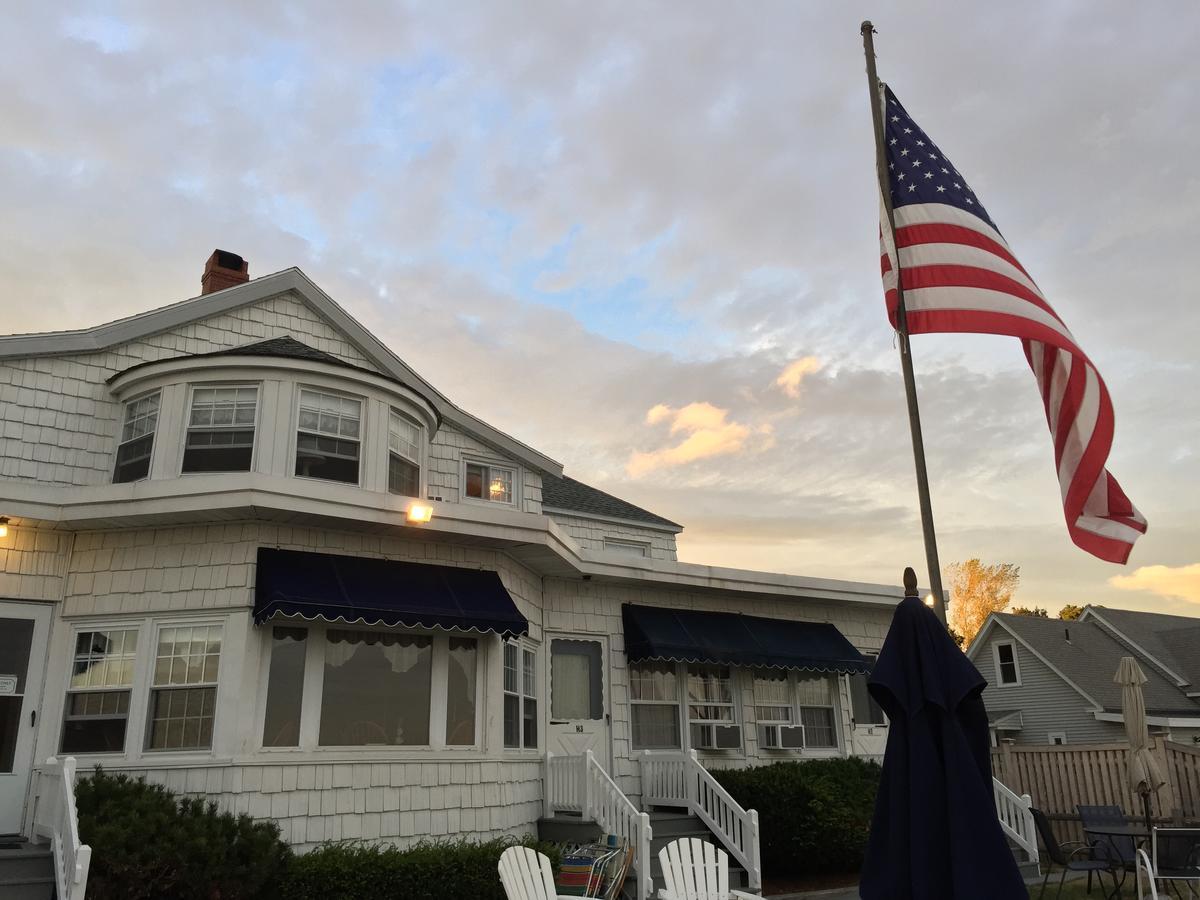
(859, 596, 1028, 899)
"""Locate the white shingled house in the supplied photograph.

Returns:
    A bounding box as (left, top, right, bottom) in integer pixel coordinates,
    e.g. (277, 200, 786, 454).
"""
(0, 251, 902, 897)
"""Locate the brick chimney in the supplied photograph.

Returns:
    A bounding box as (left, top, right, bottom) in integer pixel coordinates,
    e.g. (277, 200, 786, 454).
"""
(201, 250, 249, 295)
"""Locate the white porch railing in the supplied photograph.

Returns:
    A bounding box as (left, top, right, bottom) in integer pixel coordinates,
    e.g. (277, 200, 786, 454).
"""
(641, 750, 762, 893)
(993, 776, 1039, 866)
(545, 751, 654, 900)
(33, 756, 92, 900)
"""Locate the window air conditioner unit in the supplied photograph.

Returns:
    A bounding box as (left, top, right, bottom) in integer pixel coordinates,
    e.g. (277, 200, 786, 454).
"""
(691, 724, 742, 750)
(759, 724, 805, 750)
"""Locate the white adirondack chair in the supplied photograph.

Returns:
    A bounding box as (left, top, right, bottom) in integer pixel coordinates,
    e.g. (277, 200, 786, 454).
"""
(657, 838, 762, 900)
(498, 845, 574, 900)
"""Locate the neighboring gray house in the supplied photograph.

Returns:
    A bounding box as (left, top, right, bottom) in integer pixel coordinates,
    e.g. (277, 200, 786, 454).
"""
(968, 608, 1200, 747)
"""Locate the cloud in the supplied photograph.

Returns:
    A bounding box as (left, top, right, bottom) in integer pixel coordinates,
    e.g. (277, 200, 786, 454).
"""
(1110, 564, 1200, 605)
(774, 356, 821, 398)
(627, 402, 772, 476)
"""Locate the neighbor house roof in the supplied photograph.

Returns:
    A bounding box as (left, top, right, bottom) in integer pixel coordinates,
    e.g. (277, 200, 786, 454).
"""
(982, 613, 1200, 715)
(1084, 606, 1200, 689)
(541, 473, 681, 531)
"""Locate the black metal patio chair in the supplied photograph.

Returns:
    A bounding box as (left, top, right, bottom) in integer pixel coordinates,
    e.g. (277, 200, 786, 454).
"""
(1079, 804, 1138, 876)
(1032, 807, 1113, 899)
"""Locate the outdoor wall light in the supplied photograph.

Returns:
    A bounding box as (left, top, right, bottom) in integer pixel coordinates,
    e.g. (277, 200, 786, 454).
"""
(0, 517, 8, 538)
(406, 503, 434, 524)
(923, 594, 936, 608)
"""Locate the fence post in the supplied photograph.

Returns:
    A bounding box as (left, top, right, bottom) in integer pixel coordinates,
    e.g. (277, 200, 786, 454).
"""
(748, 808, 762, 892)
(583, 750, 595, 821)
(687, 749, 700, 808)
(638, 811, 653, 900)
(543, 751, 554, 819)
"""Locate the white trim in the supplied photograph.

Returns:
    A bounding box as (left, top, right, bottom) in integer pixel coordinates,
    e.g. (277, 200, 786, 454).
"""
(1081, 608, 1190, 687)
(992, 640, 1022, 687)
(0, 268, 563, 475)
(1092, 711, 1200, 727)
(461, 456, 521, 508)
(291, 385, 365, 489)
(967, 615, 1104, 709)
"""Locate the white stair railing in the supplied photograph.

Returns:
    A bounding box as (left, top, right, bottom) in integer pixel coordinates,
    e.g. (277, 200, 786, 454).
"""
(545, 751, 653, 900)
(641, 750, 762, 892)
(993, 776, 1039, 866)
(33, 756, 92, 900)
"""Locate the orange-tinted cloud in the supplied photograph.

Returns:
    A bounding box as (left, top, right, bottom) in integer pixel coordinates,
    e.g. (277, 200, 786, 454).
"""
(627, 402, 772, 476)
(774, 356, 821, 398)
(1110, 563, 1200, 605)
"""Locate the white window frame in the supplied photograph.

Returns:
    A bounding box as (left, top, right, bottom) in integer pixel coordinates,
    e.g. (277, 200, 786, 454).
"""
(145, 621, 225, 753)
(255, 623, 485, 753)
(503, 639, 539, 750)
(386, 408, 425, 498)
(795, 672, 841, 751)
(1048, 731, 1067, 745)
(292, 386, 365, 487)
(113, 390, 161, 483)
(993, 640, 1022, 687)
(602, 538, 651, 558)
(179, 382, 261, 475)
(685, 664, 738, 730)
(751, 669, 795, 727)
(629, 660, 684, 751)
(462, 457, 520, 507)
(59, 626, 141, 756)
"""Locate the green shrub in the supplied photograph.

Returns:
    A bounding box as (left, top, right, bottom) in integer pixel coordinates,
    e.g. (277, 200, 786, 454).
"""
(711, 757, 881, 877)
(76, 768, 291, 900)
(281, 836, 562, 900)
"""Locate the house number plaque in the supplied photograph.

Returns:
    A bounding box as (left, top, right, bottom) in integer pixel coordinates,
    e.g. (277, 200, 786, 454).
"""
(0, 675, 17, 695)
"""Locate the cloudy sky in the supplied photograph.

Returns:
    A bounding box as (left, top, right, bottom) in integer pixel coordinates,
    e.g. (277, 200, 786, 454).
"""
(3, 2, 1197, 616)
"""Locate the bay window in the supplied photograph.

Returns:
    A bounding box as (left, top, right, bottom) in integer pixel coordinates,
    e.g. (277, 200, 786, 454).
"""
(504, 642, 538, 749)
(182, 386, 257, 473)
(60, 629, 138, 754)
(630, 661, 681, 749)
(262, 627, 307, 747)
(113, 392, 159, 483)
(295, 389, 361, 484)
(319, 630, 431, 746)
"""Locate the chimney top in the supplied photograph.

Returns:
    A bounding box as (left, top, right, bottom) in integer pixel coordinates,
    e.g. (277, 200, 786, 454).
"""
(201, 249, 249, 295)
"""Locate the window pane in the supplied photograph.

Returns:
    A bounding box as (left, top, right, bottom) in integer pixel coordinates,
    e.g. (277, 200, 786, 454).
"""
(753, 668, 793, 724)
(61, 690, 131, 753)
(550, 640, 602, 720)
(523, 697, 537, 748)
(687, 666, 732, 704)
(262, 627, 307, 748)
(153, 625, 221, 687)
(503, 643, 518, 693)
(800, 706, 837, 748)
(630, 662, 677, 702)
(465, 464, 485, 499)
(487, 467, 513, 503)
(633, 705, 680, 749)
(388, 454, 420, 497)
(182, 386, 256, 474)
(113, 433, 153, 483)
(503, 694, 520, 748)
(388, 411, 420, 460)
(796, 674, 833, 707)
(523, 649, 536, 698)
(147, 687, 216, 750)
(318, 630, 431, 746)
(445, 638, 477, 746)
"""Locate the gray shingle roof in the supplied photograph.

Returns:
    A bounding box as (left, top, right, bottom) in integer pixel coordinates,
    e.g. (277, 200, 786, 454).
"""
(1089, 606, 1200, 688)
(995, 613, 1200, 715)
(541, 474, 681, 530)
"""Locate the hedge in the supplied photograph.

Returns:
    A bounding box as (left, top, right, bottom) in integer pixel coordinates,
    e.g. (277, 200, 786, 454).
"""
(281, 837, 563, 900)
(76, 768, 291, 900)
(710, 757, 881, 877)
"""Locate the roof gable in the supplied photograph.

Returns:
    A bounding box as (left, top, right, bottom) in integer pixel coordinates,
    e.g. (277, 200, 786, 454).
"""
(0, 268, 562, 476)
(1083, 606, 1200, 688)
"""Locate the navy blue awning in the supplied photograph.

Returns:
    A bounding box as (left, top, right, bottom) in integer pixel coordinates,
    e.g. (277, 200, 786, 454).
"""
(254, 548, 528, 639)
(622, 604, 870, 674)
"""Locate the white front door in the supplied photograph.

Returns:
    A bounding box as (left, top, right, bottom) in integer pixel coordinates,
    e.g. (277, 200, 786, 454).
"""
(546, 635, 610, 771)
(0, 601, 52, 835)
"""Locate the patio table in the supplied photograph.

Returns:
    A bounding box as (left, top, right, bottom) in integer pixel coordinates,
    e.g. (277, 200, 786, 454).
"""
(1083, 825, 1150, 899)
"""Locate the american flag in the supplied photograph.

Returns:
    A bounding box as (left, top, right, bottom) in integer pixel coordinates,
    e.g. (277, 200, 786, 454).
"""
(877, 85, 1147, 564)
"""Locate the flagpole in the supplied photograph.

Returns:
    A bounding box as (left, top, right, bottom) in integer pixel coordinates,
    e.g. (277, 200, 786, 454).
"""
(860, 21, 948, 626)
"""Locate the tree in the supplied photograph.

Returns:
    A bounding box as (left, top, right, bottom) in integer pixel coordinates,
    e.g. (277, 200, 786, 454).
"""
(1011, 606, 1048, 618)
(945, 559, 1021, 647)
(1059, 604, 1085, 621)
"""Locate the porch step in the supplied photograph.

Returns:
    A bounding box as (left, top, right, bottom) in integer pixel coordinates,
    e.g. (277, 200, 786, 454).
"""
(0, 841, 55, 900)
(537, 814, 605, 844)
(631, 810, 747, 899)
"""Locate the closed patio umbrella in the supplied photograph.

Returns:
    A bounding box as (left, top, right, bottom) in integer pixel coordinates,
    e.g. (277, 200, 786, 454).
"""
(860, 573, 1027, 899)
(1114, 656, 1167, 834)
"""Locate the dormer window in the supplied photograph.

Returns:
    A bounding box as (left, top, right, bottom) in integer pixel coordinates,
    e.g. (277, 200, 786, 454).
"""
(295, 389, 361, 484)
(466, 462, 514, 504)
(182, 386, 258, 473)
(113, 392, 160, 483)
(387, 410, 421, 497)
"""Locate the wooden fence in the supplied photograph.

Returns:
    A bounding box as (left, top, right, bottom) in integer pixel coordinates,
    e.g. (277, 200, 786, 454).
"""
(991, 738, 1200, 844)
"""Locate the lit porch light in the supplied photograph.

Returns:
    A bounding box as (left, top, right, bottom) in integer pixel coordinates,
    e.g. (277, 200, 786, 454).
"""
(0, 517, 8, 538)
(406, 503, 434, 524)
(923, 594, 936, 608)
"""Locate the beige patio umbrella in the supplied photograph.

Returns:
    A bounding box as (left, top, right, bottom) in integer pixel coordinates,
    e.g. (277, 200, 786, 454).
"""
(1114, 656, 1167, 832)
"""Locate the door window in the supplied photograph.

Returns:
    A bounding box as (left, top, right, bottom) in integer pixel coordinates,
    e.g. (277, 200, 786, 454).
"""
(550, 639, 603, 720)
(0, 618, 34, 773)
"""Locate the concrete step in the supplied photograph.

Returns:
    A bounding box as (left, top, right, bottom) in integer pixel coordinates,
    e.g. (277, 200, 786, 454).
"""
(0, 842, 55, 900)
(537, 814, 603, 844)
